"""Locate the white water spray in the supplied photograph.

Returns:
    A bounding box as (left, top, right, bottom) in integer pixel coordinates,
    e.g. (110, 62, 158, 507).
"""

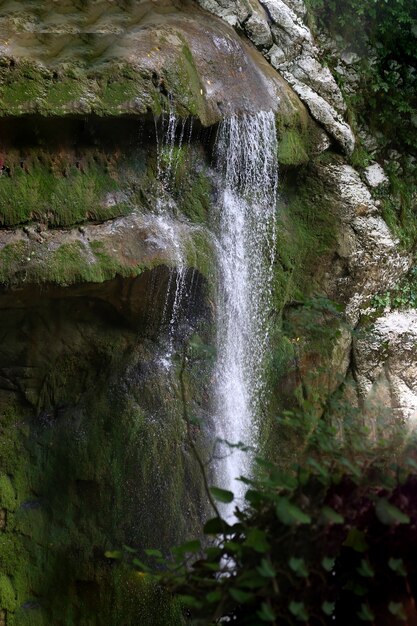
(213, 111, 278, 509)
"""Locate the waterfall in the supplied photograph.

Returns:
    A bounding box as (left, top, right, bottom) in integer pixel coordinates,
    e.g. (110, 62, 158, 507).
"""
(149, 108, 278, 501)
(212, 111, 278, 510)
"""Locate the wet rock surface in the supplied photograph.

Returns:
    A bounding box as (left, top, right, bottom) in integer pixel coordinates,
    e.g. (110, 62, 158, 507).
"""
(195, 0, 355, 153)
(0, 0, 301, 124)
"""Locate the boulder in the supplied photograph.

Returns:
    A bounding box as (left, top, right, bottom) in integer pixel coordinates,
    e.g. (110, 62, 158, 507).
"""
(364, 163, 389, 189)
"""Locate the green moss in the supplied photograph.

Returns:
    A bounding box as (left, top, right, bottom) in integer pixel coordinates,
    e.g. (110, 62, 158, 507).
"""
(349, 144, 374, 171)
(0, 574, 16, 612)
(0, 475, 16, 511)
(161, 40, 207, 121)
(261, 159, 342, 455)
(0, 242, 27, 283)
(135, 575, 185, 626)
(0, 240, 147, 287)
(96, 77, 150, 115)
(1, 78, 43, 109)
(0, 53, 206, 120)
(273, 167, 337, 311)
(275, 107, 325, 167)
(181, 172, 211, 224)
(42, 241, 143, 285)
(0, 60, 161, 117)
(278, 128, 310, 166)
(0, 160, 132, 227)
(159, 144, 213, 226)
(380, 172, 417, 252)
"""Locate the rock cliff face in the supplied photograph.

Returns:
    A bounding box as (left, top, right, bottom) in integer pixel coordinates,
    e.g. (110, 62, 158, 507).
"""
(0, 1, 412, 624)
(196, 0, 355, 152)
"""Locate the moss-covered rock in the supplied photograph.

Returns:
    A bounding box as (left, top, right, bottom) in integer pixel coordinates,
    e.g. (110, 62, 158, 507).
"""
(0, 475, 15, 511)
(0, 268, 212, 625)
(0, 3, 307, 126)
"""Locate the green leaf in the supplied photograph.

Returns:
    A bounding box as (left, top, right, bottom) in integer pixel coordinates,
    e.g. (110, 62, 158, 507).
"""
(245, 489, 263, 506)
(388, 602, 407, 620)
(205, 546, 222, 560)
(123, 545, 137, 554)
(388, 557, 407, 576)
(104, 550, 122, 560)
(321, 557, 336, 572)
(257, 602, 276, 622)
(176, 540, 201, 555)
(322, 601, 335, 616)
(257, 558, 276, 578)
(204, 517, 228, 535)
(375, 498, 410, 525)
(224, 541, 242, 555)
(358, 604, 375, 622)
(244, 528, 270, 553)
(178, 595, 203, 609)
(322, 506, 344, 524)
(289, 557, 309, 578)
(239, 570, 267, 590)
(345, 580, 367, 596)
(230, 588, 254, 604)
(289, 601, 309, 621)
(344, 528, 369, 553)
(206, 590, 222, 604)
(145, 548, 163, 558)
(339, 457, 361, 477)
(276, 497, 311, 525)
(132, 558, 151, 572)
(202, 562, 221, 572)
(357, 559, 374, 578)
(210, 487, 234, 504)
(307, 458, 329, 479)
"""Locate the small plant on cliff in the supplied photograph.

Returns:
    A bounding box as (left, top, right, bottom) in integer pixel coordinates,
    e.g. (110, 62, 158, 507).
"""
(371, 266, 417, 311)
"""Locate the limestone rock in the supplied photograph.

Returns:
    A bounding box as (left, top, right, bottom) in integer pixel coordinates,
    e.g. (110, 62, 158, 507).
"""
(245, 1, 273, 48)
(325, 164, 376, 219)
(196, 0, 355, 154)
(1, 2, 301, 125)
(364, 163, 389, 189)
(280, 0, 307, 18)
(285, 54, 346, 113)
(314, 163, 410, 324)
(278, 76, 355, 153)
(354, 310, 417, 427)
(196, 0, 249, 25)
(0, 213, 213, 288)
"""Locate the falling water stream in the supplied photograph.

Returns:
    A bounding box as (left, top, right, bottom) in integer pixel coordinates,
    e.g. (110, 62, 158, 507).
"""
(212, 111, 278, 511)
(150, 109, 278, 507)
(153, 107, 190, 368)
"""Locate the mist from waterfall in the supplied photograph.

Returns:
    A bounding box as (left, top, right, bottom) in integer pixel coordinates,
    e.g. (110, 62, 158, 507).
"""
(212, 111, 278, 511)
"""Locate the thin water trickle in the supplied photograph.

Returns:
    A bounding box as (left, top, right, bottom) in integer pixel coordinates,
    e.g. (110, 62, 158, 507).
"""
(153, 106, 190, 368)
(212, 111, 278, 514)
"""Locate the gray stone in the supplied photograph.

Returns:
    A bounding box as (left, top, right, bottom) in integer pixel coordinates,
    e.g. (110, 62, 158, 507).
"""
(314, 162, 410, 324)
(354, 311, 417, 428)
(364, 163, 389, 189)
(245, 2, 273, 47)
(279, 77, 355, 154)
